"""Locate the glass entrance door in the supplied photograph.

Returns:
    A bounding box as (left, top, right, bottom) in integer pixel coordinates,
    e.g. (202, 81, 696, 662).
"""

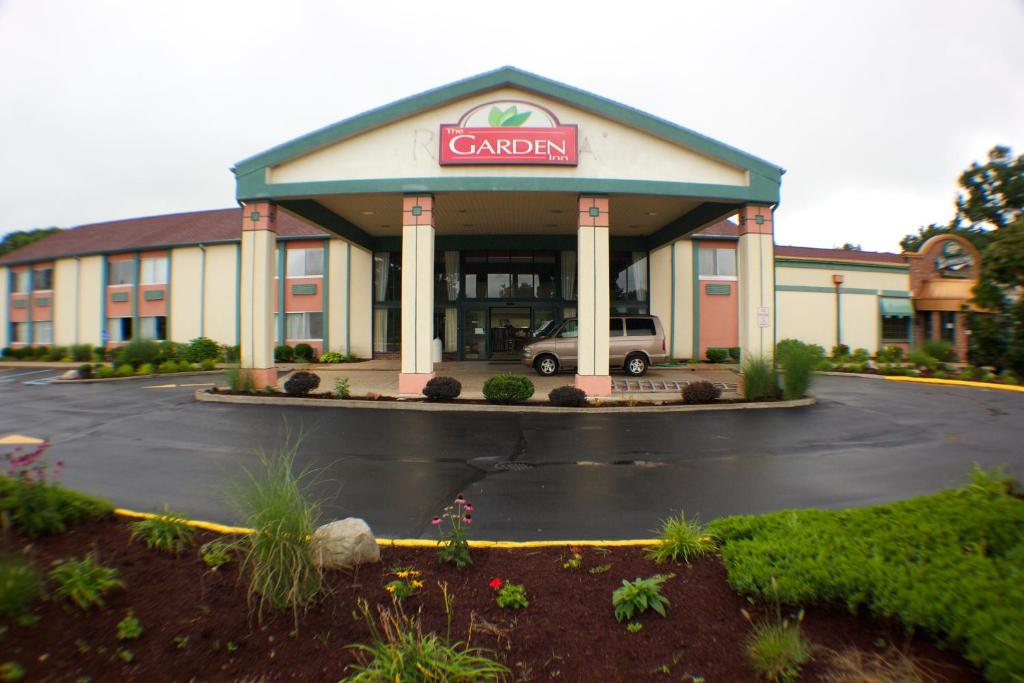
(489, 307, 531, 360)
(463, 308, 487, 359)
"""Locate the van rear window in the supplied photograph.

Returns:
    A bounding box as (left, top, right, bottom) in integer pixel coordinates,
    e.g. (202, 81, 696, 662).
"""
(610, 318, 624, 337)
(625, 318, 656, 336)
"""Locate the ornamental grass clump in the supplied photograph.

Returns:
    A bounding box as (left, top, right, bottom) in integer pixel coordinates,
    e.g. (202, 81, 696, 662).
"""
(432, 495, 473, 568)
(741, 356, 779, 401)
(129, 509, 194, 555)
(343, 598, 509, 682)
(231, 433, 323, 625)
(646, 512, 717, 564)
(777, 340, 817, 400)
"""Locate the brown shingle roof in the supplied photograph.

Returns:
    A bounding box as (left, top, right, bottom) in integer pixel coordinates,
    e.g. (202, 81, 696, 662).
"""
(692, 220, 740, 238)
(775, 245, 906, 265)
(0, 208, 328, 265)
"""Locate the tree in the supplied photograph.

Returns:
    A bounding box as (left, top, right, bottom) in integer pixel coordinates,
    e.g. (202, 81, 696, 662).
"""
(956, 145, 1024, 230)
(899, 222, 994, 253)
(838, 242, 862, 251)
(0, 227, 62, 257)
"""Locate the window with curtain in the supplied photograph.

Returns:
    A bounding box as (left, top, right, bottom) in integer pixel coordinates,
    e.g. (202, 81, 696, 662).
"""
(287, 247, 324, 277)
(373, 309, 400, 353)
(373, 252, 401, 302)
(140, 257, 168, 284)
(106, 317, 133, 342)
(10, 322, 28, 343)
(698, 247, 737, 277)
(609, 251, 649, 302)
(11, 271, 29, 293)
(33, 321, 54, 344)
(108, 260, 133, 285)
(33, 268, 54, 290)
(560, 251, 576, 301)
(286, 312, 323, 340)
(139, 316, 167, 340)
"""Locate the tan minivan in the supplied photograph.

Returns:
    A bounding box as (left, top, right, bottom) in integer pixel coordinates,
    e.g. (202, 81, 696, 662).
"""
(521, 315, 668, 377)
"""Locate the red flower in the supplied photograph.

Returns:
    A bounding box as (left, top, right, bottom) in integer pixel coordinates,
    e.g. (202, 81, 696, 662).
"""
(489, 578, 504, 590)
(570, 546, 583, 554)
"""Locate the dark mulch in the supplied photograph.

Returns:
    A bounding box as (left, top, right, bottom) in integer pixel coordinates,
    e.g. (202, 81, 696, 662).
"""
(3, 519, 982, 682)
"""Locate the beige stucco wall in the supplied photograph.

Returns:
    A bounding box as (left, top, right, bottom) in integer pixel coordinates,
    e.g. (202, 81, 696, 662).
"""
(53, 258, 78, 345)
(738, 234, 775, 359)
(326, 239, 349, 354)
(649, 239, 694, 360)
(78, 256, 103, 346)
(0, 266, 8, 348)
(348, 245, 373, 359)
(269, 87, 748, 187)
(170, 247, 203, 342)
(776, 291, 837, 350)
(776, 264, 909, 292)
(841, 293, 880, 352)
(204, 244, 239, 345)
(240, 232, 274, 369)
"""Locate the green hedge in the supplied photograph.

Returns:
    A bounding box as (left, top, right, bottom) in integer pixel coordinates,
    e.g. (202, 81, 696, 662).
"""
(707, 469, 1024, 682)
(0, 476, 113, 537)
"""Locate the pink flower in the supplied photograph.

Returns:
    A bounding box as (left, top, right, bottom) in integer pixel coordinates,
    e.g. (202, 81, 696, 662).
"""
(454, 494, 466, 505)
(463, 515, 472, 525)
(464, 503, 473, 513)
(431, 517, 442, 525)
(489, 578, 504, 590)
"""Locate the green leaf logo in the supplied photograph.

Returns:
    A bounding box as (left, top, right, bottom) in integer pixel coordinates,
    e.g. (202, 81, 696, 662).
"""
(488, 105, 532, 127)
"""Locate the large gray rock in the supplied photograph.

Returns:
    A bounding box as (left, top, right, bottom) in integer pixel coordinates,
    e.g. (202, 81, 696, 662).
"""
(61, 369, 81, 380)
(312, 517, 380, 569)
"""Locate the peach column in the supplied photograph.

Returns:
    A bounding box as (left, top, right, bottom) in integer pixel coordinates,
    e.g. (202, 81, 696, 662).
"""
(239, 202, 279, 389)
(736, 204, 775, 361)
(398, 195, 436, 396)
(575, 196, 612, 397)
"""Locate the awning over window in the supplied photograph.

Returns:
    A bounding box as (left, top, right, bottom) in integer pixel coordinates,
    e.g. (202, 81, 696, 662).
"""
(880, 297, 914, 317)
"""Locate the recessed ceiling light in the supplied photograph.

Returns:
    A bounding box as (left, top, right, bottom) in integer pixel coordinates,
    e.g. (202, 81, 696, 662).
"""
(646, 211, 658, 217)
(360, 210, 375, 216)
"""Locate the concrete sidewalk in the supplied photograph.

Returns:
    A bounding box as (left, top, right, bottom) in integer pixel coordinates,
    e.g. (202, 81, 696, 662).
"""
(277, 360, 740, 401)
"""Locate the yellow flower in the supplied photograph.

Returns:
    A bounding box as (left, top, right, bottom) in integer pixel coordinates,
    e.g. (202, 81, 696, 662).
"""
(385, 584, 397, 593)
(395, 571, 410, 578)
(411, 580, 424, 589)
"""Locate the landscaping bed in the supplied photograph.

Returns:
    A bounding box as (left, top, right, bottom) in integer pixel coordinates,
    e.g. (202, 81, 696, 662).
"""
(2, 518, 983, 682)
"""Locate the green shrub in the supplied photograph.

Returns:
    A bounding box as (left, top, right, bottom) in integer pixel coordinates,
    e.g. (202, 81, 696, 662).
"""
(345, 599, 509, 682)
(0, 661, 25, 682)
(115, 363, 135, 378)
(850, 347, 870, 363)
(184, 336, 220, 363)
(135, 363, 154, 376)
(922, 339, 955, 362)
(830, 343, 850, 360)
(157, 360, 176, 374)
(200, 539, 234, 570)
(423, 376, 462, 401)
(482, 374, 534, 403)
(612, 574, 673, 622)
(274, 344, 294, 362)
(116, 611, 143, 640)
(48, 553, 123, 610)
(43, 345, 68, 362)
(0, 556, 42, 622)
(682, 380, 720, 404)
(69, 344, 94, 362)
(745, 616, 812, 683)
(876, 345, 905, 363)
(174, 360, 194, 373)
(222, 344, 240, 362)
(284, 370, 320, 396)
(95, 365, 114, 379)
(548, 385, 587, 407)
(728, 346, 742, 363)
(200, 358, 217, 371)
(319, 351, 344, 363)
(116, 339, 161, 368)
(707, 468, 1024, 681)
(0, 472, 112, 537)
(645, 512, 716, 564)
(494, 581, 529, 609)
(293, 343, 314, 362)
(155, 340, 184, 363)
(906, 348, 938, 370)
(231, 434, 323, 625)
(777, 341, 816, 400)
(741, 356, 778, 401)
(77, 363, 93, 379)
(333, 377, 351, 399)
(130, 510, 194, 554)
(706, 347, 729, 363)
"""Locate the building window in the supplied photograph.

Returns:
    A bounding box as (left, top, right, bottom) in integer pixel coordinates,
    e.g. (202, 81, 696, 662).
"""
(139, 316, 167, 341)
(106, 317, 133, 343)
(287, 247, 324, 277)
(285, 312, 323, 340)
(108, 260, 134, 286)
(10, 322, 28, 343)
(33, 268, 54, 291)
(881, 316, 911, 341)
(373, 252, 402, 302)
(140, 257, 168, 284)
(610, 252, 649, 302)
(373, 308, 401, 353)
(462, 250, 560, 300)
(698, 247, 737, 277)
(11, 271, 29, 293)
(33, 321, 54, 344)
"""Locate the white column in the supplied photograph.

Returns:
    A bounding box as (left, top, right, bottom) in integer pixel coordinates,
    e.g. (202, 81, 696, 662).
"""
(398, 195, 436, 395)
(239, 202, 278, 389)
(575, 196, 612, 396)
(737, 204, 775, 361)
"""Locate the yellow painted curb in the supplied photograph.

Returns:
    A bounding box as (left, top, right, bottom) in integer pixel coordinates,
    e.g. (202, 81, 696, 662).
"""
(884, 376, 1024, 393)
(0, 434, 46, 446)
(113, 509, 660, 547)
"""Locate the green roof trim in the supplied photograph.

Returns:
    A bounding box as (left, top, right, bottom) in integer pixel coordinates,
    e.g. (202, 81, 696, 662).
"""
(775, 258, 909, 274)
(233, 66, 783, 199)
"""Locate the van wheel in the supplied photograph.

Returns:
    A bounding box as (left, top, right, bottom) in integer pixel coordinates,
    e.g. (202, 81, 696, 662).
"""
(624, 354, 648, 377)
(535, 355, 559, 376)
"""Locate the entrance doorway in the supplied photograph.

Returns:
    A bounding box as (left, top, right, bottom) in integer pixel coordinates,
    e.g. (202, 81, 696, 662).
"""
(489, 307, 531, 360)
(459, 305, 559, 360)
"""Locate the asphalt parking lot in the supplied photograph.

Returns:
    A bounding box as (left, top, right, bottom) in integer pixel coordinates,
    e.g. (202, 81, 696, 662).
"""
(1, 367, 1022, 539)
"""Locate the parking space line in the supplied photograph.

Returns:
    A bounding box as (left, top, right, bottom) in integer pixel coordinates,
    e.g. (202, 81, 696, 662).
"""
(0, 369, 56, 382)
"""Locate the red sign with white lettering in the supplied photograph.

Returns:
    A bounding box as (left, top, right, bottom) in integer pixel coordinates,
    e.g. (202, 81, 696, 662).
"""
(439, 100, 578, 166)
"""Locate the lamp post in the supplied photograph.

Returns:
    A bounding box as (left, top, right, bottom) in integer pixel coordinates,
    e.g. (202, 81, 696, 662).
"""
(832, 274, 845, 348)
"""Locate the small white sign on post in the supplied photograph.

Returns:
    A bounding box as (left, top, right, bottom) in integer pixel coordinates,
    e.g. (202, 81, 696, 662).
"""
(757, 306, 771, 328)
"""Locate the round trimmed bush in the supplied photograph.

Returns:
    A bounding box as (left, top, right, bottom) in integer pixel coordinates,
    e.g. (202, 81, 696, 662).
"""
(682, 380, 721, 404)
(135, 363, 155, 376)
(283, 370, 320, 396)
(482, 374, 534, 404)
(274, 345, 294, 362)
(422, 376, 462, 401)
(706, 348, 729, 363)
(77, 364, 93, 379)
(293, 343, 315, 362)
(319, 351, 344, 364)
(184, 336, 220, 363)
(114, 364, 135, 378)
(548, 385, 587, 407)
(157, 360, 177, 374)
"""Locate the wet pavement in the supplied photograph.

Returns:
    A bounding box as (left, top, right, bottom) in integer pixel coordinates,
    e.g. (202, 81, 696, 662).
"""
(1, 368, 1022, 539)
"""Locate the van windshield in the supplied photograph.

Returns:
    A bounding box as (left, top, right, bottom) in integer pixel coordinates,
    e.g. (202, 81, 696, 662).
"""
(532, 319, 560, 338)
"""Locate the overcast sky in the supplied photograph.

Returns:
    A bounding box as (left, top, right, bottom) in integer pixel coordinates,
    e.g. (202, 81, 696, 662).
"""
(1, 1, 1022, 252)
